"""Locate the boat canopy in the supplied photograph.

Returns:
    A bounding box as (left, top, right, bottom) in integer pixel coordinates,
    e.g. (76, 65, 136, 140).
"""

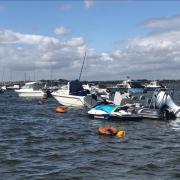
(95, 105, 121, 113)
(69, 80, 90, 96)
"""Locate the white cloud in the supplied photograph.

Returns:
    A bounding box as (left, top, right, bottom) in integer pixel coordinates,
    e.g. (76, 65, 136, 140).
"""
(84, 0, 95, 8)
(142, 15, 180, 31)
(0, 29, 59, 45)
(64, 37, 85, 46)
(0, 29, 90, 81)
(2, 14, 180, 81)
(82, 15, 180, 80)
(100, 53, 113, 62)
(54, 26, 71, 35)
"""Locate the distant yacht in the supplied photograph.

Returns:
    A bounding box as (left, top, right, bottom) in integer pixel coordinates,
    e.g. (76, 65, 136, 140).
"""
(52, 80, 95, 107)
(0, 85, 6, 93)
(15, 82, 46, 98)
(108, 78, 144, 95)
(144, 80, 163, 92)
(6, 84, 20, 90)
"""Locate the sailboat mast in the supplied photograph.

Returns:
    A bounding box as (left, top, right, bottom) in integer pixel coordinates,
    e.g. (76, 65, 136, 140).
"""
(78, 51, 86, 81)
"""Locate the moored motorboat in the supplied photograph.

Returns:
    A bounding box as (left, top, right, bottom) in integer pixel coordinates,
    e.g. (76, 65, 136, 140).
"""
(154, 89, 180, 118)
(136, 88, 179, 119)
(6, 84, 20, 90)
(0, 86, 6, 93)
(107, 78, 144, 95)
(144, 80, 163, 92)
(52, 80, 97, 107)
(15, 82, 46, 98)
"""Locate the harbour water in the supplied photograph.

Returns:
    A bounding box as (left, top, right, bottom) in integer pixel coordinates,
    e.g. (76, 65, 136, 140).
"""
(0, 88, 180, 180)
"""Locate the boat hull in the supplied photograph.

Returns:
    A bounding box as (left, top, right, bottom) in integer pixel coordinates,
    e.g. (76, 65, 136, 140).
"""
(15, 90, 45, 98)
(52, 93, 85, 107)
(88, 105, 142, 120)
(137, 108, 163, 119)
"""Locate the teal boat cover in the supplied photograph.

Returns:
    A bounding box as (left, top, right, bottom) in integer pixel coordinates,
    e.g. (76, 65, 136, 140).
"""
(95, 105, 121, 113)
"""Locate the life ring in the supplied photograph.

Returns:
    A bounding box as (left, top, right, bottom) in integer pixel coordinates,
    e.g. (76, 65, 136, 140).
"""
(55, 106, 67, 113)
(98, 126, 117, 136)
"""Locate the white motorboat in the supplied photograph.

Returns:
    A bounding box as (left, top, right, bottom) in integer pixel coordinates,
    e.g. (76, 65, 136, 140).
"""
(6, 84, 20, 90)
(144, 80, 163, 92)
(108, 79, 144, 95)
(83, 84, 109, 100)
(52, 80, 95, 107)
(0, 85, 6, 93)
(15, 82, 46, 98)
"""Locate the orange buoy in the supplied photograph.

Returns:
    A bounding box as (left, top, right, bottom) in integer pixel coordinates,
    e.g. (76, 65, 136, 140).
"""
(98, 126, 117, 136)
(55, 106, 67, 113)
(116, 130, 126, 138)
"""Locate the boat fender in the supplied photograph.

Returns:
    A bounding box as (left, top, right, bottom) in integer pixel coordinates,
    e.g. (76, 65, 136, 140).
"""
(116, 130, 125, 138)
(55, 106, 67, 113)
(98, 126, 117, 136)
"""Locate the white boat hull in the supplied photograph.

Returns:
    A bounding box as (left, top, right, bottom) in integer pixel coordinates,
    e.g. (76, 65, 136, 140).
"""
(52, 93, 85, 107)
(15, 90, 45, 98)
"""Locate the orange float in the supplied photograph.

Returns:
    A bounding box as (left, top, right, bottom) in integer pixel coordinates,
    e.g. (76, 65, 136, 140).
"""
(55, 106, 67, 113)
(98, 126, 117, 136)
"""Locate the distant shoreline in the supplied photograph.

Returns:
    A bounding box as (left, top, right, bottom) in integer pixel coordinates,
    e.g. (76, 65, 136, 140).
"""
(1, 79, 180, 87)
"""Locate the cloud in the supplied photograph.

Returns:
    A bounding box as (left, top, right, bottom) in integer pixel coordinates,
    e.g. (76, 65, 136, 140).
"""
(2, 14, 180, 81)
(82, 15, 180, 80)
(84, 0, 95, 8)
(0, 29, 95, 81)
(64, 37, 85, 46)
(141, 15, 180, 31)
(0, 29, 59, 45)
(54, 26, 71, 35)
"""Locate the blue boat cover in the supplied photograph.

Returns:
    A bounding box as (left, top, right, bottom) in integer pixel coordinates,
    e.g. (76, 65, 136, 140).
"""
(69, 80, 90, 96)
(95, 105, 121, 113)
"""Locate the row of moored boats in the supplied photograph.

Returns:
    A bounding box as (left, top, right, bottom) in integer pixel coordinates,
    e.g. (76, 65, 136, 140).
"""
(1, 79, 180, 120)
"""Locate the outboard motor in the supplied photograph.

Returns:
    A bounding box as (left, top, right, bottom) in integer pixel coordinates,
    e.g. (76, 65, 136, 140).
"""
(154, 90, 180, 118)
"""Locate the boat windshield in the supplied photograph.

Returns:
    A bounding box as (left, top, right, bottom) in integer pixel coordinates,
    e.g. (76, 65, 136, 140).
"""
(22, 83, 42, 90)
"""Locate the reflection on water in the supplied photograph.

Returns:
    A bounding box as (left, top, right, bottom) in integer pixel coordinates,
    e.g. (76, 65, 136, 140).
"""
(170, 118, 180, 130)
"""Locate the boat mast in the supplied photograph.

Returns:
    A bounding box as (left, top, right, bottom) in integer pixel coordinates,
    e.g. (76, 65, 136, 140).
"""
(78, 51, 86, 81)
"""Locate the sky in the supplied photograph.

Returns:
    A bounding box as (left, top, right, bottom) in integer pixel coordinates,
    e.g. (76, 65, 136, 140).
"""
(1, 0, 180, 81)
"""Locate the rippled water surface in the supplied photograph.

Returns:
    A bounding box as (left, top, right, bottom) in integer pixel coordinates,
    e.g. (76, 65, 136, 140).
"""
(0, 89, 180, 180)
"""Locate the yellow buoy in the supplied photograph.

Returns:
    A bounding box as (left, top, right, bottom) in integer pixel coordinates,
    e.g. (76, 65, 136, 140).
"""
(116, 130, 125, 138)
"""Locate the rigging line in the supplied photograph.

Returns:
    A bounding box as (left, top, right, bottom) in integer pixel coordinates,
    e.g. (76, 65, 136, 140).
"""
(78, 51, 86, 81)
